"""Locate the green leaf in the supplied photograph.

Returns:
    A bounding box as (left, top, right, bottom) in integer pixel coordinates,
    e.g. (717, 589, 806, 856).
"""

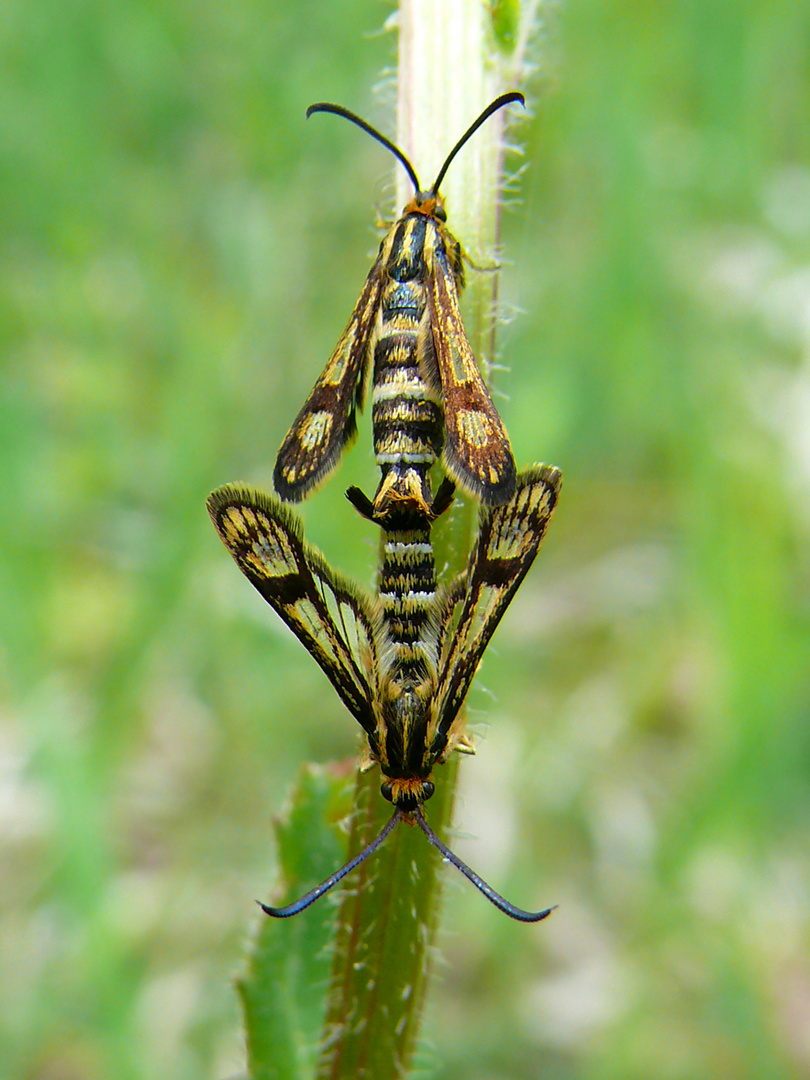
(237, 764, 354, 1080)
(489, 0, 520, 51)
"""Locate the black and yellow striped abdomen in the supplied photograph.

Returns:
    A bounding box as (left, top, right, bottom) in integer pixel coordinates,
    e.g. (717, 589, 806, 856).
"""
(378, 526, 438, 681)
(369, 214, 446, 521)
(376, 524, 438, 784)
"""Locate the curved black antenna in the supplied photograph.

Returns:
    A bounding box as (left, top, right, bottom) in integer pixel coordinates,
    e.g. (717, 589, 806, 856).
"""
(413, 805, 555, 923)
(306, 102, 421, 193)
(259, 808, 403, 918)
(430, 91, 525, 196)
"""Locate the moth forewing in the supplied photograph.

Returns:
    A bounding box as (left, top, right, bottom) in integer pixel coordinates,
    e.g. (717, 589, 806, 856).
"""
(427, 242, 517, 505)
(207, 485, 381, 736)
(273, 257, 384, 501)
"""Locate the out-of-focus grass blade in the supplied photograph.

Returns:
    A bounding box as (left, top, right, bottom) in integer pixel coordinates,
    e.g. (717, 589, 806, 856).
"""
(237, 763, 353, 1080)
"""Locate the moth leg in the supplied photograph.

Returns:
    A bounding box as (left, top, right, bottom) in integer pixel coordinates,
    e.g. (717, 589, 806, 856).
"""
(463, 252, 501, 273)
(371, 203, 395, 231)
(346, 486, 376, 520)
(430, 477, 456, 519)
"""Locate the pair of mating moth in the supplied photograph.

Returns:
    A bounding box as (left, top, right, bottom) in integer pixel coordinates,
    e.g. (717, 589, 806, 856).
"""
(208, 93, 561, 921)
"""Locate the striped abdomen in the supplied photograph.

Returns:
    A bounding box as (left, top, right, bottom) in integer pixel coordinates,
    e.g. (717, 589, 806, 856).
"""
(378, 524, 438, 778)
(378, 525, 438, 683)
(370, 215, 443, 519)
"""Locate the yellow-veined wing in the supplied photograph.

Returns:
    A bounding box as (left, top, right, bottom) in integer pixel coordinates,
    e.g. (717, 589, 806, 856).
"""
(427, 242, 517, 506)
(428, 464, 561, 754)
(273, 255, 384, 501)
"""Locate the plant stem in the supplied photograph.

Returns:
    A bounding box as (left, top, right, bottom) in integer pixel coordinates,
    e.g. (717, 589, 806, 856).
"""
(314, 4, 535, 1078)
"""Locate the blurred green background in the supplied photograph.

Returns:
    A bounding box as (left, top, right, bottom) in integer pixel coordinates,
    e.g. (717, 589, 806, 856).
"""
(3, 0, 810, 1077)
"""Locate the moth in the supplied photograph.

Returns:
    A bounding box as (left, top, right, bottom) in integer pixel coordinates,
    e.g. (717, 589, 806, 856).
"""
(208, 463, 561, 920)
(274, 92, 524, 516)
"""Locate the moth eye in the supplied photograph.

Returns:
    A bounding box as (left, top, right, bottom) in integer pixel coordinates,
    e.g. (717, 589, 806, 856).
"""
(435, 205, 447, 222)
(381, 780, 394, 803)
(421, 780, 435, 801)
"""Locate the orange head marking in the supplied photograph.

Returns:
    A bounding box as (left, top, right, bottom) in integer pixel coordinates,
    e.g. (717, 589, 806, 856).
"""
(403, 191, 447, 221)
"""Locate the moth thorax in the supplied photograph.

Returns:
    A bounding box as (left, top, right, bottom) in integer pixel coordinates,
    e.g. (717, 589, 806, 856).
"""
(379, 681, 430, 776)
(387, 214, 430, 283)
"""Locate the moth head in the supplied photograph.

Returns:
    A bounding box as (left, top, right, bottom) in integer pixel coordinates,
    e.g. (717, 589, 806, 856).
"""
(259, 802, 555, 923)
(380, 776, 435, 810)
(405, 191, 447, 221)
(305, 92, 524, 216)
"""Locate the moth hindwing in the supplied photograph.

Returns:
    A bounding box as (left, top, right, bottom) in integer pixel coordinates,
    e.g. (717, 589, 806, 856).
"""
(274, 94, 525, 508)
(428, 464, 562, 757)
(206, 484, 380, 739)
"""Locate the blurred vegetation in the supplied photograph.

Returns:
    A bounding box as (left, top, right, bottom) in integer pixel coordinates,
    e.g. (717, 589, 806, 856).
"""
(2, 0, 810, 1078)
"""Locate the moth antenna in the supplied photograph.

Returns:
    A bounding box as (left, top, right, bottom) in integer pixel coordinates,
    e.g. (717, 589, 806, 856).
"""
(413, 805, 555, 923)
(259, 808, 403, 918)
(430, 91, 525, 196)
(306, 102, 421, 193)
